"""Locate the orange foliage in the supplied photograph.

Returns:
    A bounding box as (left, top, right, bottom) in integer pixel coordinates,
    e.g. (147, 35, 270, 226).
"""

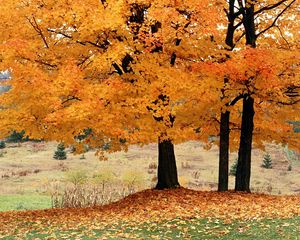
(0, 0, 299, 152)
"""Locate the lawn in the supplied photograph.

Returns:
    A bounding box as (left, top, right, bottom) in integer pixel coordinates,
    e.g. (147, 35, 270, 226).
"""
(0, 194, 51, 211)
(2, 217, 300, 239)
(1, 188, 300, 239)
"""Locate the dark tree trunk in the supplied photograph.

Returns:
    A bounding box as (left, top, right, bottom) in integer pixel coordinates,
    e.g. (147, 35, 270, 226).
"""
(218, 110, 230, 191)
(235, 3, 256, 192)
(217, 0, 235, 192)
(235, 96, 255, 192)
(155, 139, 180, 190)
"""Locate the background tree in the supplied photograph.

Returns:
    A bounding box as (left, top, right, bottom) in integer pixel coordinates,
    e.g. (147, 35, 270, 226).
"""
(193, 0, 299, 192)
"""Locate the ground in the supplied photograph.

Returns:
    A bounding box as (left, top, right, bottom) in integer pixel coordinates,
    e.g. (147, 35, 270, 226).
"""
(1, 188, 300, 239)
(1, 142, 300, 239)
(0, 141, 299, 211)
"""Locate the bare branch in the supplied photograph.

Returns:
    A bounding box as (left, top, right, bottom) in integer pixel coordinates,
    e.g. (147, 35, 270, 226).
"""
(61, 96, 82, 105)
(27, 17, 49, 48)
(256, 0, 296, 38)
(276, 25, 291, 48)
(254, 0, 288, 16)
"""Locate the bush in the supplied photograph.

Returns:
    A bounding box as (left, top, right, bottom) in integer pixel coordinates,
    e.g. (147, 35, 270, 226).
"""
(0, 141, 6, 149)
(287, 164, 292, 171)
(6, 130, 28, 143)
(229, 159, 238, 176)
(65, 170, 88, 186)
(261, 153, 272, 169)
(148, 162, 157, 170)
(53, 143, 67, 160)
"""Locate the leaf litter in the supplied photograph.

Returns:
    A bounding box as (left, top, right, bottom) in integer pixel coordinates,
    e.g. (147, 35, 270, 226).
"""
(1, 188, 300, 239)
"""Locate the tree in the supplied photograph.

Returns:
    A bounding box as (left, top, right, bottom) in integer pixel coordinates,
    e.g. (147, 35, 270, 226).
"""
(53, 143, 67, 160)
(234, 0, 299, 192)
(0, 0, 223, 189)
(192, 0, 299, 192)
(261, 153, 272, 169)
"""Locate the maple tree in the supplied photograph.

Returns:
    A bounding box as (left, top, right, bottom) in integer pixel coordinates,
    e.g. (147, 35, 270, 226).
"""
(0, 0, 224, 189)
(0, 0, 299, 192)
(201, 0, 300, 192)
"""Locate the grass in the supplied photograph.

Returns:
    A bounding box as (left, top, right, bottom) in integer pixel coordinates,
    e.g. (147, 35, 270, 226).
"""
(2, 217, 300, 239)
(1, 188, 300, 239)
(0, 194, 51, 211)
(1, 141, 300, 202)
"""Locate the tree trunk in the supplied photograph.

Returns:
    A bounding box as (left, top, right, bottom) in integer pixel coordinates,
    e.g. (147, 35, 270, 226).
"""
(218, 110, 230, 191)
(235, 96, 255, 192)
(155, 139, 180, 190)
(217, 0, 235, 192)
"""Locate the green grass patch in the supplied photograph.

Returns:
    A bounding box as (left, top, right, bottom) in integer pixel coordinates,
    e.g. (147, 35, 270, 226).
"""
(0, 194, 51, 211)
(2, 217, 300, 239)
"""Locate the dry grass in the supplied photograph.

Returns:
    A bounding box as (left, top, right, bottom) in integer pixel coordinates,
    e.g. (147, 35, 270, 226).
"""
(0, 141, 299, 201)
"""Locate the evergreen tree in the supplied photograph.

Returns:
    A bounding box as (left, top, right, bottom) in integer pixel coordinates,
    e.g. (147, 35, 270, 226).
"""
(261, 153, 272, 169)
(53, 143, 67, 160)
(0, 141, 6, 149)
(229, 159, 238, 176)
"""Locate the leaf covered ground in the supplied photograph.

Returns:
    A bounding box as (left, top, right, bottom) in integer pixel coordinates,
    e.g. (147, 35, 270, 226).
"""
(1, 188, 300, 239)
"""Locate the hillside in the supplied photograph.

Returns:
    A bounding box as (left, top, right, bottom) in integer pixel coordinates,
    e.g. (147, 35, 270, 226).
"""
(0, 141, 299, 201)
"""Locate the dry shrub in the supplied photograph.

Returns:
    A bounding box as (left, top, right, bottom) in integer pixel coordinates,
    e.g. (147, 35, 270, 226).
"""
(57, 162, 69, 172)
(33, 169, 41, 174)
(31, 142, 46, 152)
(148, 162, 157, 170)
(51, 169, 145, 208)
(1, 173, 10, 179)
(181, 161, 192, 169)
(192, 171, 201, 179)
(65, 169, 88, 186)
(18, 170, 31, 177)
(52, 182, 141, 208)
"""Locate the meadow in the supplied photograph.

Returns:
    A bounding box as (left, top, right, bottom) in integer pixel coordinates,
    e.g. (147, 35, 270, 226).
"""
(0, 141, 299, 211)
(0, 142, 300, 239)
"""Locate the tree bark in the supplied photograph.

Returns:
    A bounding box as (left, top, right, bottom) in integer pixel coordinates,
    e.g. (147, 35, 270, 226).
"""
(217, 0, 236, 192)
(235, 2, 256, 192)
(155, 139, 180, 190)
(218, 110, 230, 191)
(235, 96, 255, 192)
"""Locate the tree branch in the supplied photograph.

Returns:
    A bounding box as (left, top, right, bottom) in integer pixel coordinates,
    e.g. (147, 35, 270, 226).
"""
(27, 17, 49, 48)
(256, 0, 296, 38)
(254, 0, 288, 16)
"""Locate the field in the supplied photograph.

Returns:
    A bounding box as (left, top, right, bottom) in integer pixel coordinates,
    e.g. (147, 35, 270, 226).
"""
(0, 141, 300, 211)
(1, 142, 300, 239)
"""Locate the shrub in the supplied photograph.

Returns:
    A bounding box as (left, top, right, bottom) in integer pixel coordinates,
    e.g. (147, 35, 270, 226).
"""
(33, 169, 41, 174)
(287, 164, 292, 171)
(229, 159, 238, 176)
(53, 143, 67, 160)
(92, 168, 115, 185)
(122, 170, 145, 193)
(192, 171, 201, 180)
(181, 161, 192, 169)
(0, 141, 6, 149)
(65, 170, 88, 186)
(261, 153, 272, 169)
(31, 142, 46, 152)
(148, 162, 157, 170)
(102, 142, 110, 150)
(6, 130, 28, 143)
(18, 170, 31, 177)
